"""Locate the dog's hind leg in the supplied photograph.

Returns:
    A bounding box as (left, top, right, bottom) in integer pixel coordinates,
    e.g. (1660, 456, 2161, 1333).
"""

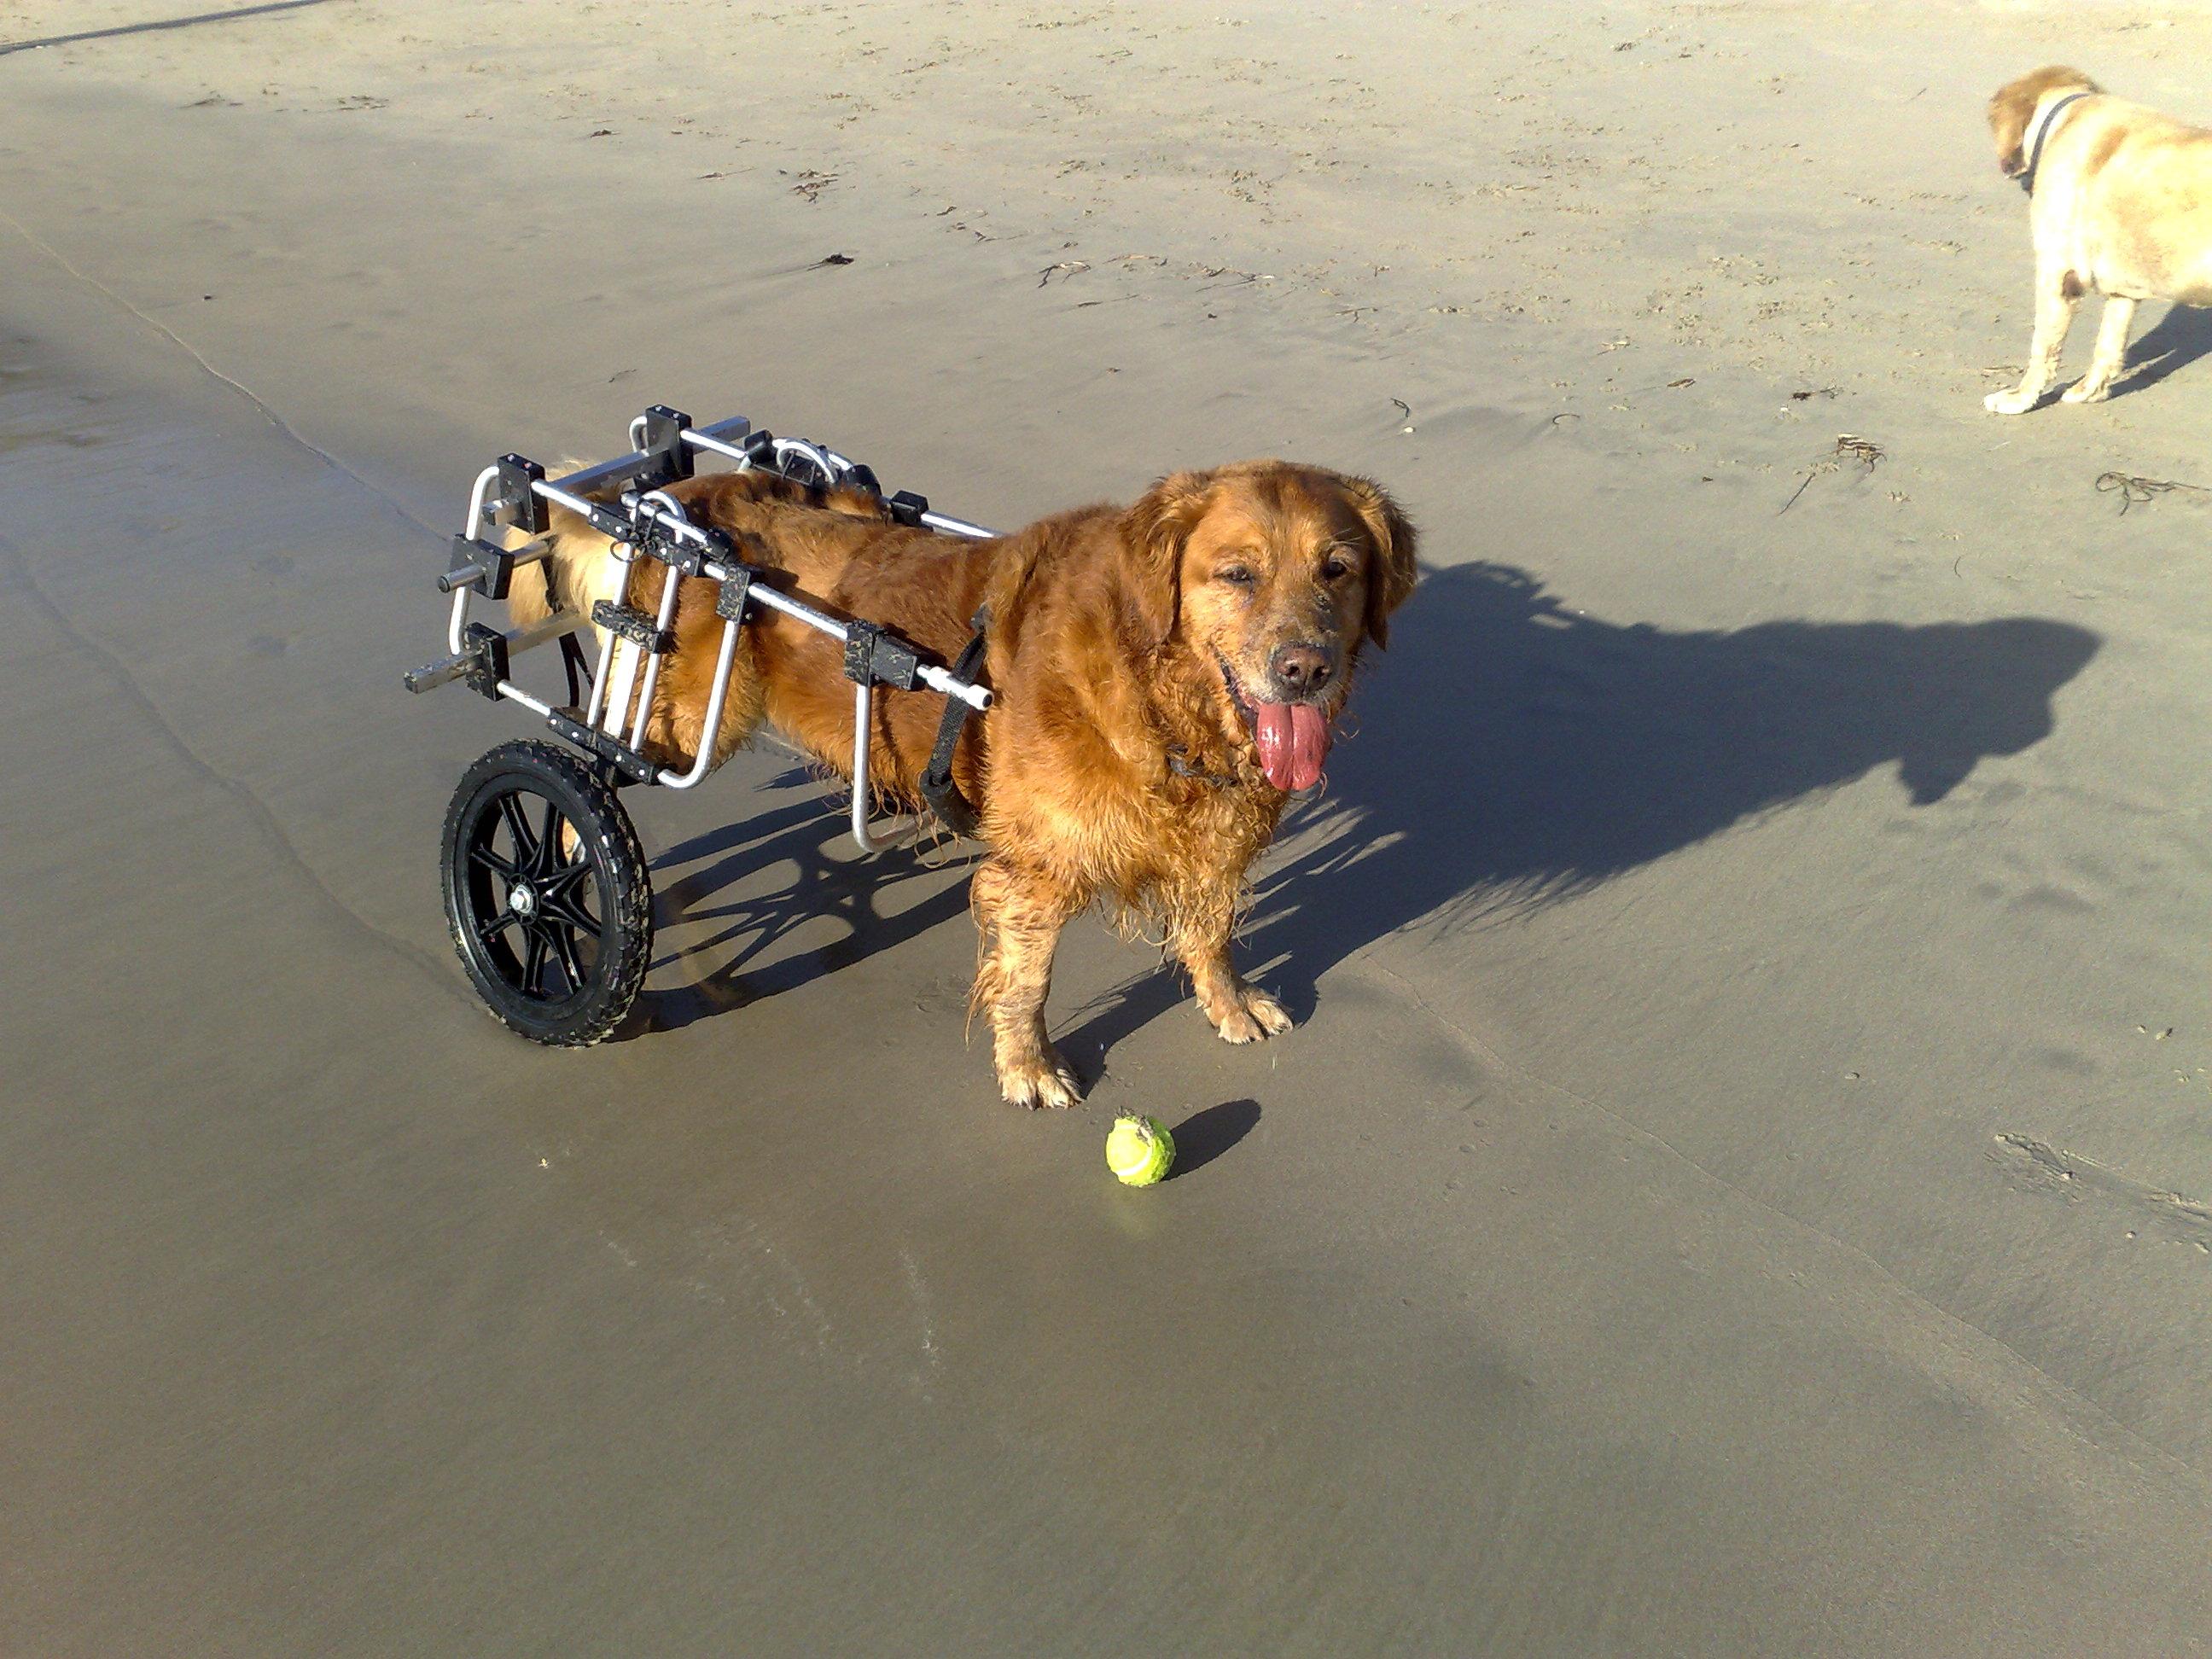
(641, 627, 768, 773)
(970, 858, 1084, 1109)
(2064, 294, 2139, 402)
(1987, 266, 2083, 414)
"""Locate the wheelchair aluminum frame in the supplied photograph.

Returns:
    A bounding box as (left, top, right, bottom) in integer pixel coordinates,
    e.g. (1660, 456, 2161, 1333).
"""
(405, 406, 998, 853)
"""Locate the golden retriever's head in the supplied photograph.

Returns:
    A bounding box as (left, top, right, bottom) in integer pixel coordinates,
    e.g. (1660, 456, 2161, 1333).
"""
(1988, 65, 2099, 178)
(1121, 460, 1417, 792)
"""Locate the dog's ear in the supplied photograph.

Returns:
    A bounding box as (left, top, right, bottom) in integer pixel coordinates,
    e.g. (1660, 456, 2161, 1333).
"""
(1989, 66, 2100, 177)
(1342, 475, 1418, 649)
(1121, 469, 1214, 648)
(1989, 79, 2035, 178)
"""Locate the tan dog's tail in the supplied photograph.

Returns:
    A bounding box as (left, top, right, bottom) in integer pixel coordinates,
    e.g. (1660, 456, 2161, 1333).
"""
(502, 464, 623, 631)
(513, 510, 627, 626)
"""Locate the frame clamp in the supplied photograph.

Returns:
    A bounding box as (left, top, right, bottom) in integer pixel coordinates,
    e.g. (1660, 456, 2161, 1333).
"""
(441, 533, 548, 601)
(842, 620, 925, 692)
(716, 560, 756, 623)
(458, 622, 512, 701)
(634, 405, 696, 491)
(630, 515, 701, 578)
(545, 707, 658, 783)
(591, 599, 675, 655)
(492, 454, 548, 535)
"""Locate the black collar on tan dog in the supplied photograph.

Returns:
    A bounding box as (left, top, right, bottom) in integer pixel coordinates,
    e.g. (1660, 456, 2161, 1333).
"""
(2019, 91, 2092, 195)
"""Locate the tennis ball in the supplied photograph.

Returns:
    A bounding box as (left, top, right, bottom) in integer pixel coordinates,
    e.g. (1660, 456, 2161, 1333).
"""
(1106, 1114, 1175, 1187)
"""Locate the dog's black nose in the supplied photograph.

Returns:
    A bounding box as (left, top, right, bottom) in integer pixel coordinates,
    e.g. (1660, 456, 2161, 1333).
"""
(1270, 642, 1335, 697)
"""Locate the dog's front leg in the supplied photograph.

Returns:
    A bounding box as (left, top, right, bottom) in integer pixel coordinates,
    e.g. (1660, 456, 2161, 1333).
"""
(2064, 294, 2139, 403)
(1986, 266, 2082, 414)
(970, 858, 1084, 1109)
(1170, 877, 1292, 1045)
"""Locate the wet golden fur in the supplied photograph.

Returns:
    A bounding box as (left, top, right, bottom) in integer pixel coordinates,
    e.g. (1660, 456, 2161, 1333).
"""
(511, 463, 1417, 1105)
(1984, 66, 2212, 413)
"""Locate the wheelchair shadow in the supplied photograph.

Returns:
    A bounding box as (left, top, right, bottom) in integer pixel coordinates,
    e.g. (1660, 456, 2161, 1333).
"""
(634, 783, 980, 1035)
(1057, 561, 2099, 1073)
(628, 562, 2099, 1080)
(2111, 301, 2212, 399)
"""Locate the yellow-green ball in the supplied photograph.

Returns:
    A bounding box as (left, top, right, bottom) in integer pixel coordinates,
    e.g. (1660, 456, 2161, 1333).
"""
(1106, 1114, 1175, 1187)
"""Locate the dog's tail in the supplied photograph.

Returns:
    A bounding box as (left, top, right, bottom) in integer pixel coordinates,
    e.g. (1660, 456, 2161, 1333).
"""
(502, 463, 622, 632)
(507, 509, 629, 629)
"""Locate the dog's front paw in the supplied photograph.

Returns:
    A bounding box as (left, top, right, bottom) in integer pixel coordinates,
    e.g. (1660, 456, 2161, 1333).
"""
(998, 1047, 1081, 1109)
(2061, 378, 2112, 405)
(1983, 387, 2040, 416)
(1208, 985, 1295, 1045)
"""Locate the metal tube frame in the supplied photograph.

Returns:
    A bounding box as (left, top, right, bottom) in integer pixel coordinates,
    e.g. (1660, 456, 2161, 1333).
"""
(425, 408, 1001, 852)
(622, 489, 690, 751)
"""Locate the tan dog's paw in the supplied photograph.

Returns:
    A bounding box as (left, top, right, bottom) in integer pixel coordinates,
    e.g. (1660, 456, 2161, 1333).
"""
(2061, 379, 2112, 405)
(1208, 985, 1295, 1045)
(998, 1049, 1081, 1109)
(1983, 387, 2040, 416)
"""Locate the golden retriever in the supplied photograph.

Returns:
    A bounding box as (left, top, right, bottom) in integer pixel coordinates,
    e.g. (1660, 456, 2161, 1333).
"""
(1985, 65, 2212, 413)
(513, 462, 1417, 1106)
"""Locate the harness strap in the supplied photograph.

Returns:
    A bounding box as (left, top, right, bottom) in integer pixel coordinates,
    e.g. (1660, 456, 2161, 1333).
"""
(559, 631, 593, 709)
(919, 606, 991, 837)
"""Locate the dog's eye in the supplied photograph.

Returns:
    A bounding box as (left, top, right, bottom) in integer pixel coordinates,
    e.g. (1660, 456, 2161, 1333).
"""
(1321, 553, 1353, 582)
(1218, 565, 1255, 588)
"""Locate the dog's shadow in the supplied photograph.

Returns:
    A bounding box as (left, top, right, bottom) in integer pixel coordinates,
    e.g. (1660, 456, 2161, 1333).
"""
(2111, 301, 2212, 399)
(1060, 561, 2099, 1067)
(635, 562, 2100, 1079)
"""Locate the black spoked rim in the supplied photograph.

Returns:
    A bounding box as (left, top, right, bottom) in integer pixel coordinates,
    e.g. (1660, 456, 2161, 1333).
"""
(451, 780, 613, 1017)
(440, 741, 652, 1047)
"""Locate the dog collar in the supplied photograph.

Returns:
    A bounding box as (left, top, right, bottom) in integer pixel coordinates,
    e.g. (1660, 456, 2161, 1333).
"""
(2019, 90, 2092, 195)
(1166, 743, 1244, 792)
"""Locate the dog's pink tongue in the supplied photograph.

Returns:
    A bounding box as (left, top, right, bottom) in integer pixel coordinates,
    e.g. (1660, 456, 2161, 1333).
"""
(1252, 701, 1330, 792)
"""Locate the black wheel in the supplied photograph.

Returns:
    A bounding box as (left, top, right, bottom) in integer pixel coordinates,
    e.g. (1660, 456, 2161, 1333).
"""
(439, 741, 653, 1046)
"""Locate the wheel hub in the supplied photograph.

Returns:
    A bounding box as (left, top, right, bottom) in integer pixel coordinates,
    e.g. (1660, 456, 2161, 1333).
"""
(508, 882, 537, 917)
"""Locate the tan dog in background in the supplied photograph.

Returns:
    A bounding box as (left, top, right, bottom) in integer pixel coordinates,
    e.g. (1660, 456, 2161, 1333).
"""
(515, 462, 1416, 1107)
(1983, 66, 2212, 414)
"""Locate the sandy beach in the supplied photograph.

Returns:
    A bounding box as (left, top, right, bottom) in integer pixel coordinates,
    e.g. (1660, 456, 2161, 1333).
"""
(7, 0, 2212, 1650)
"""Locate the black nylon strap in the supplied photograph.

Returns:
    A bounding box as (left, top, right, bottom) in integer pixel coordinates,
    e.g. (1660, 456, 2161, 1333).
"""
(559, 631, 592, 709)
(918, 607, 991, 837)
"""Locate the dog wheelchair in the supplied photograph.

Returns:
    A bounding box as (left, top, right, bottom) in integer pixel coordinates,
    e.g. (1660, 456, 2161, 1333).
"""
(405, 406, 998, 1045)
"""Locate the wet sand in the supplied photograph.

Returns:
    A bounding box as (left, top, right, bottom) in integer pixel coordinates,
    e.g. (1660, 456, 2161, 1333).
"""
(6, 1, 2212, 1651)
